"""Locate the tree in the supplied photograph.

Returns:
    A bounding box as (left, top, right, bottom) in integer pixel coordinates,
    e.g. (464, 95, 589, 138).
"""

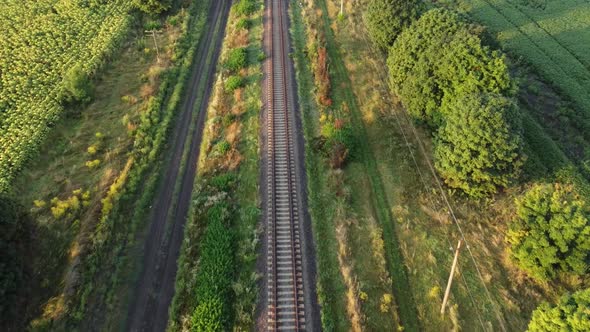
(133, 0, 171, 15)
(387, 8, 513, 126)
(365, 0, 422, 51)
(434, 92, 523, 197)
(507, 184, 590, 280)
(63, 65, 93, 104)
(528, 288, 590, 331)
(0, 195, 31, 324)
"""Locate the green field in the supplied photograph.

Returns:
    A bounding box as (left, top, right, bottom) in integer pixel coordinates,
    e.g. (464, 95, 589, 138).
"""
(453, 0, 590, 111)
(0, 0, 132, 191)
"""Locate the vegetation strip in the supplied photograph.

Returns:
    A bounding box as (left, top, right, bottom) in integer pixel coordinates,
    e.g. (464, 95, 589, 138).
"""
(62, 2, 217, 329)
(289, 2, 351, 330)
(168, 0, 264, 329)
(314, 0, 420, 329)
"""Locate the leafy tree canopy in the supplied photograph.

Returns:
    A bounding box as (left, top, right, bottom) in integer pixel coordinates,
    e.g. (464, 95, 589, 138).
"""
(528, 288, 590, 331)
(133, 0, 171, 15)
(434, 92, 523, 197)
(365, 0, 422, 51)
(62, 65, 93, 104)
(387, 8, 513, 126)
(507, 184, 590, 280)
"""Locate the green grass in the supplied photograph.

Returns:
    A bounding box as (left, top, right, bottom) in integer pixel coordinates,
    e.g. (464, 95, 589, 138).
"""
(317, 0, 590, 330)
(313, 0, 420, 329)
(13, 22, 171, 331)
(167, 1, 263, 329)
(290, 3, 351, 330)
(451, 0, 590, 112)
(16, 2, 216, 330)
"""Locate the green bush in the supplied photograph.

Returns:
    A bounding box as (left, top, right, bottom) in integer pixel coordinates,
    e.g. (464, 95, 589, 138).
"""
(133, 0, 171, 15)
(364, 0, 422, 51)
(507, 184, 590, 280)
(225, 48, 248, 72)
(527, 288, 590, 331)
(63, 65, 93, 104)
(225, 75, 244, 92)
(234, 0, 256, 16)
(210, 173, 236, 191)
(434, 93, 523, 197)
(387, 8, 513, 126)
(192, 298, 225, 332)
(191, 202, 234, 330)
(215, 140, 231, 155)
(236, 18, 250, 30)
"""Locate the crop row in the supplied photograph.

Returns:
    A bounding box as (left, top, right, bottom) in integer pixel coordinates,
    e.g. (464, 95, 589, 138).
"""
(0, 0, 133, 191)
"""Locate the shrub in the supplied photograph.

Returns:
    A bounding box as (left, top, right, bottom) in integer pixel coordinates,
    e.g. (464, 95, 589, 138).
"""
(215, 140, 231, 156)
(365, 0, 422, 51)
(87, 145, 98, 155)
(236, 18, 250, 30)
(528, 288, 590, 331)
(387, 8, 513, 126)
(133, 0, 171, 15)
(63, 65, 93, 104)
(85, 159, 101, 169)
(33, 199, 46, 208)
(234, 0, 256, 16)
(225, 48, 248, 72)
(50, 195, 81, 219)
(507, 184, 590, 280)
(225, 75, 244, 92)
(210, 173, 236, 192)
(192, 298, 225, 332)
(193, 214, 234, 330)
(434, 93, 523, 197)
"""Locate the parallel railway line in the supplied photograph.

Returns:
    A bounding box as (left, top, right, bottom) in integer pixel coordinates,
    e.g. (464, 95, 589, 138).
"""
(265, 0, 306, 330)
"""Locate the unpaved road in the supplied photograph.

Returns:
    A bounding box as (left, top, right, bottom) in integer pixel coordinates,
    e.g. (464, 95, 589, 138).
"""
(126, 1, 230, 331)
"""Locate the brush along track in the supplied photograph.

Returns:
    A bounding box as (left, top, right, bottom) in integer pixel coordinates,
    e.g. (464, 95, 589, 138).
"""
(126, 1, 230, 331)
(266, 0, 306, 330)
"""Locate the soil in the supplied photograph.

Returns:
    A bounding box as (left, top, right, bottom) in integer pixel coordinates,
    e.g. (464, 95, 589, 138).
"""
(125, 1, 231, 331)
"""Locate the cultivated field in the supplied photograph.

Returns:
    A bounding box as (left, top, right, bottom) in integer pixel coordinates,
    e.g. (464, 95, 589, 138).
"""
(455, 0, 590, 110)
(0, 0, 132, 191)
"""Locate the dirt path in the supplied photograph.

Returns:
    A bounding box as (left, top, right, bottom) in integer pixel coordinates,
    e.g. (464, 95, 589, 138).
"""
(125, 1, 230, 331)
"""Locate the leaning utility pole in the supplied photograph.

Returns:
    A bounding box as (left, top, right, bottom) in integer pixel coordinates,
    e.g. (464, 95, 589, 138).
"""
(441, 239, 462, 316)
(145, 29, 163, 62)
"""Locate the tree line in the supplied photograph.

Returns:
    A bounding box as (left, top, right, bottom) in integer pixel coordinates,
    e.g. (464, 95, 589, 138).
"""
(365, 0, 589, 330)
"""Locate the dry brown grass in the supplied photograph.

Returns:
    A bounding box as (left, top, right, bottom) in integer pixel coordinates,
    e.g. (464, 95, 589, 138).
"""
(229, 28, 249, 48)
(225, 121, 242, 145)
(139, 84, 156, 99)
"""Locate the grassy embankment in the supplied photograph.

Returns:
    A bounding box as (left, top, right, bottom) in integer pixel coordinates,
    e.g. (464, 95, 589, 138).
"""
(313, 0, 590, 331)
(298, 1, 590, 330)
(292, 0, 413, 330)
(18, 1, 215, 330)
(167, 0, 263, 330)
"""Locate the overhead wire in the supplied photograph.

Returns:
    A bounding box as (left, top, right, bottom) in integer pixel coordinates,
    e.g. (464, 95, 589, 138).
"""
(355, 18, 505, 332)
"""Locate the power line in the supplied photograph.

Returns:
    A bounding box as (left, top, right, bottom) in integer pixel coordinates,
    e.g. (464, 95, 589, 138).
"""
(356, 27, 502, 331)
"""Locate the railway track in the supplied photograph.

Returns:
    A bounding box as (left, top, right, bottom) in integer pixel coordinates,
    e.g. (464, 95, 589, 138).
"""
(266, 0, 306, 330)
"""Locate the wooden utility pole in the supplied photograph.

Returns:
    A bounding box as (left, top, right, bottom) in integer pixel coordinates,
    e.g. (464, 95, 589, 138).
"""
(145, 29, 163, 62)
(441, 240, 462, 316)
(340, 0, 344, 16)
